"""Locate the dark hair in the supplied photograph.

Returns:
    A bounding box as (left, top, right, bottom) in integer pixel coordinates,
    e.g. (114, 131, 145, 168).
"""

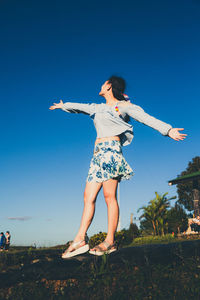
(6, 231, 10, 234)
(108, 75, 130, 122)
(0, 232, 3, 235)
(108, 76, 126, 101)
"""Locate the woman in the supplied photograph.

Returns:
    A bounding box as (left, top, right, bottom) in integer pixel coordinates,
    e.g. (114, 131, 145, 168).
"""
(49, 76, 187, 258)
(4, 231, 11, 251)
(0, 232, 6, 251)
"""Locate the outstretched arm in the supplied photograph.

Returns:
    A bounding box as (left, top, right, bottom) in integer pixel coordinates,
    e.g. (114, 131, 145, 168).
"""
(49, 100, 96, 116)
(121, 103, 187, 141)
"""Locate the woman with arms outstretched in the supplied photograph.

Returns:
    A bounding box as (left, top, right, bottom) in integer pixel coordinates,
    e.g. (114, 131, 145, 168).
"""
(49, 76, 187, 258)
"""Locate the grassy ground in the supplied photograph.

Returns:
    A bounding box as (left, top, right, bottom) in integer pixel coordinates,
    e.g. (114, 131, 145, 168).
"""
(0, 236, 200, 299)
(128, 232, 200, 246)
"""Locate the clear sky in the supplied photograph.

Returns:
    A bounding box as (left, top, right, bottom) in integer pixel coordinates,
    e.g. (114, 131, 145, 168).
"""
(0, 0, 200, 246)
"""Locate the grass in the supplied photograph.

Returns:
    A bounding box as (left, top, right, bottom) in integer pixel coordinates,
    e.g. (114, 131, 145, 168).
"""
(128, 233, 200, 247)
(0, 235, 200, 299)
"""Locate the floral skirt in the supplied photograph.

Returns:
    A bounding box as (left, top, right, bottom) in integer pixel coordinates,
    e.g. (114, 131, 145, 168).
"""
(86, 140, 134, 183)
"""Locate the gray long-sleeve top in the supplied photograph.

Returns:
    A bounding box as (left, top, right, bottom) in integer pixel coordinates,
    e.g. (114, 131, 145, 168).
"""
(61, 101, 172, 146)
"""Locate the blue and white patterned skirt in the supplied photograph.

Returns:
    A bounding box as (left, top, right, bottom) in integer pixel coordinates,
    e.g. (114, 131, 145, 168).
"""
(86, 140, 134, 183)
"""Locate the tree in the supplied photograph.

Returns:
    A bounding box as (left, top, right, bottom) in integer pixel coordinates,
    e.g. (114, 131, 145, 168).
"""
(177, 156, 200, 211)
(138, 192, 176, 236)
(128, 223, 140, 239)
(140, 218, 154, 235)
(138, 202, 158, 235)
(166, 203, 188, 234)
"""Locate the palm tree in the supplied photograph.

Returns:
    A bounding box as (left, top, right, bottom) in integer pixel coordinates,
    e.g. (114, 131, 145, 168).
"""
(138, 192, 176, 236)
(138, 202, 158, 235)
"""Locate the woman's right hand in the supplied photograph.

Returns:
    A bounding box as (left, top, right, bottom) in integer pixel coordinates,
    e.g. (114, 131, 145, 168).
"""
(167, 128, 187, 141)
(49, 100, 64, 110)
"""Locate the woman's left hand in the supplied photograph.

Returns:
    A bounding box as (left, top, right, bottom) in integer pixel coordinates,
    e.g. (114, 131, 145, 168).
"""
(168, 128, 187, 141)
(49, 100, 64, 110)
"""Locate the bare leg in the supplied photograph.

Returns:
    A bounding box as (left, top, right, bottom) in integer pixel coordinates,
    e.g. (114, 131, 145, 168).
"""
(66, 181, 102, 252)
(90, 178, 119, 251)
(103, 179, 119, 244)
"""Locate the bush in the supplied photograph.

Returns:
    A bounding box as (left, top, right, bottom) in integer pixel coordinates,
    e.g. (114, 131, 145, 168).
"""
(89, 223, 140, 249)
(130, 233, 175, 246)
(89, 232, 107, 248)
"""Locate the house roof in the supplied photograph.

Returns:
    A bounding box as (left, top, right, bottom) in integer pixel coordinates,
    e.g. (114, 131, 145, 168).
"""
(168, 171, 200, 185)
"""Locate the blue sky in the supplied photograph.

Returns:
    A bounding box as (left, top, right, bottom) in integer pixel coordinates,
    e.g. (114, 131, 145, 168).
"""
(0, 0, 200, 246)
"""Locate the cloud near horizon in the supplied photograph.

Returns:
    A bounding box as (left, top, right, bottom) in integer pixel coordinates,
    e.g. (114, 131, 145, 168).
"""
(7, 216, 32, 221)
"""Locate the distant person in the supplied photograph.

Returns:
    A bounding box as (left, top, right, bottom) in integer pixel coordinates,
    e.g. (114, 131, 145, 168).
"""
(0, 232, 6, 251)
(4, 231, 11, 251)
(196, 215, 200, 223)
(191, 216, 200, 225)
(50, 76, 187, 258)
(191, 215, 200, 232)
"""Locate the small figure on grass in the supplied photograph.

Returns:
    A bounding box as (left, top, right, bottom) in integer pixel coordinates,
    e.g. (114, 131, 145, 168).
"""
(4, 231, 11, 251)
(0, 232, 6, 251)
